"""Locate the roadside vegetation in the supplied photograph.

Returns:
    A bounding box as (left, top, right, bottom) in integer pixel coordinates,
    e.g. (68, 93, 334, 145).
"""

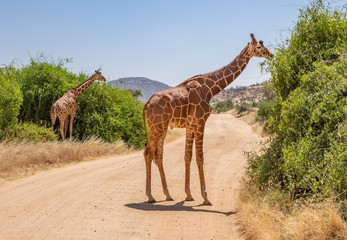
(212, 99, 257, 116)
(212, 99, 235, 113)
(239, 0, 347, 239)
(1, 55, 146, 147)
(0, 55, 148, 181)
(0, 138, 130, 182)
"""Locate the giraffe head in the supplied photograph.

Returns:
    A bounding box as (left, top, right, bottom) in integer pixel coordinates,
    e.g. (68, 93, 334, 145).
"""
(249, 33, 273, 59)
(93, 70, 107, 82)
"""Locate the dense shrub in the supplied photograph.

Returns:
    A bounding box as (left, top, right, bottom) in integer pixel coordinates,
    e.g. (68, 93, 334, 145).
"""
(213, 99, 234, 113)
(0, 66, 23, 130)
(16, 56, 81, 125)
(256, 100, 276, 123)
(1, 55, 146, 148)
(236, 103, 250, 116)
(1, 122, 58, 142)
(247, 0, 347, 200)
(74, 83, 146, 148)
(266, 0, 346, 101)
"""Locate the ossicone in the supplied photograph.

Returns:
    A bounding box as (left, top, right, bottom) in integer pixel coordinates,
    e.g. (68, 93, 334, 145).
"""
(250, 33, 257, 45)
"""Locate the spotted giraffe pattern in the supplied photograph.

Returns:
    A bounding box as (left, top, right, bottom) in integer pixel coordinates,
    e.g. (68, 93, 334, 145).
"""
(50, 71, 106, 140)
(143, 34, 272, 205)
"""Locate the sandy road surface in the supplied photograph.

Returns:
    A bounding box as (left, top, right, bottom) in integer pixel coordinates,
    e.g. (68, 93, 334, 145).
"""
(0, 114, 263, 240)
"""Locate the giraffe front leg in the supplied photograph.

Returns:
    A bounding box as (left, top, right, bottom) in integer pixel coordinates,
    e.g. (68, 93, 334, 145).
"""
(184, 130, 194, 201)
(194, 130, 212, 206)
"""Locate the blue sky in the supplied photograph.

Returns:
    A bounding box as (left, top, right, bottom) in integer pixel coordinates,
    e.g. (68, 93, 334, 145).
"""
(1, 0, 314, 87)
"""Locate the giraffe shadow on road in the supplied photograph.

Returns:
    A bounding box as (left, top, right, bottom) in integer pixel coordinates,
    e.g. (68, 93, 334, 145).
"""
(125, 201, 236, 216)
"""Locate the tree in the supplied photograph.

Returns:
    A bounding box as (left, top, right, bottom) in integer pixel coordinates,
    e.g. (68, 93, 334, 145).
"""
(0, 65, 23, 130)
(266, 0, 346, 101)
(248, 0, 347, 199)
(128, 89, 143, 99)
(9, 55, 146, 147)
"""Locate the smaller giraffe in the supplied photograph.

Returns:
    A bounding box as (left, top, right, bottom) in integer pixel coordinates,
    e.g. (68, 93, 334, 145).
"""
(50, 71, 106, 140)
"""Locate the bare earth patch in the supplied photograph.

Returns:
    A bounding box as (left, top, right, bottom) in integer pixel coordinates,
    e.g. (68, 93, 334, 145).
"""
(1, 112, 345, 239)
(227, 108, 269, 137)
(0, 114, 263, 239)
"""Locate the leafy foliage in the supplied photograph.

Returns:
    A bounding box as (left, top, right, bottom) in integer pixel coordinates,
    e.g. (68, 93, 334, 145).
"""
(266, 0, 346, 100)
(256, 100, 276, 123)
(248, 0, 347, 200)
(16, 56, 81, 125)
(0, 65, 23, 130)
(74, 82, 146, 148)
(1, 122, 58, 142)
(0, 55, 146, 148)
(212, 99, 234, 113)
(236, 103, 250, 116)
(128, 89, 143, 99)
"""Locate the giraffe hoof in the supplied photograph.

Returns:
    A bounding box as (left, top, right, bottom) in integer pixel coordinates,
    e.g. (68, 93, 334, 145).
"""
(203, 200, 212, 206)
(147, 198, 156, 203)
(166, 197, 174, 201)
(185, 196, 194, 201)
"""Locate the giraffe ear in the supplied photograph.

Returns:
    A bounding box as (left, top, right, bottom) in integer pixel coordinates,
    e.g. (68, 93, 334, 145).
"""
(250, 33, 257, 45)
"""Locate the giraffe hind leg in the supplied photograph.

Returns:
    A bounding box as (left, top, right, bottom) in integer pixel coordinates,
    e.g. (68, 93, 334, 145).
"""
(59, 117, 66, 141)
(69, 114, 75, 139)
(50, 112, 57, 131)
(154, 133, 173, 201)
(184, 130, 195, 201)
(64, 117, 68, 139)
(144, 143, 156, 203)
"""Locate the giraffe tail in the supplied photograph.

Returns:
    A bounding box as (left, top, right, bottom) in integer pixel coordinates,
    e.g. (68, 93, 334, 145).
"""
(142, 103, 149, 146)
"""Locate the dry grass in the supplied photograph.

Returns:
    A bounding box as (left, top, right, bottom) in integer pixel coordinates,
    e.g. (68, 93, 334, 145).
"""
(0, 137, 132, 183)
(238, 184, 347, 240)
(0, 128, 186, 183)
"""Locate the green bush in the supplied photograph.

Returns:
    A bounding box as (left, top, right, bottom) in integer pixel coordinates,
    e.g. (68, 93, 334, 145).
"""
(1, 122, 58, 142)
(74, 83, 146, 148)
(280, 59, 346, 197)
(16, 56, 81, 125)
(247, 0, 347, 200)
(265, 0, 346, 101)
(236, 103, 250, 116)
(0, 66, 23, 130)
(250, 56, 347, 199)
(256, 100, 276, 122)
(1, 55, 146, 148)
(213, 99, 234, 113)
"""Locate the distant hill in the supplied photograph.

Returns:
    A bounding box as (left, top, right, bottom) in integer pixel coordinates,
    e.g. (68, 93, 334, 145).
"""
(108, 77, 267, 104)
(210, 83, 266, 105)
(108, 77, 171, 102)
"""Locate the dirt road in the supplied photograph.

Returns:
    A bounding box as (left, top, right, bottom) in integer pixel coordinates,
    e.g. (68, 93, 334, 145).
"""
(0, 114, 263, 240)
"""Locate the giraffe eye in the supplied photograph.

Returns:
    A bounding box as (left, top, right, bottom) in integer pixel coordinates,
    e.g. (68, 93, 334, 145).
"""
(257, 46, 261, 49)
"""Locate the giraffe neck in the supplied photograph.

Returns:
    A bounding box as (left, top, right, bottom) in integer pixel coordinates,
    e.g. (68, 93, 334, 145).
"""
(200, 44, 252, 101)
(70, 76, 97, 98)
